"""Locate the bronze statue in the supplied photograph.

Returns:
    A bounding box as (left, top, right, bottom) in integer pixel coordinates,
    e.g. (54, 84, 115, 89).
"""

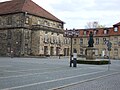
(88, 31, 94, 47)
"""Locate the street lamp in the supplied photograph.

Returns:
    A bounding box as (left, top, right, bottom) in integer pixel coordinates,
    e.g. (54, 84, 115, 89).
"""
(106, 40, 112, 71)
(64, 29, 78, 67)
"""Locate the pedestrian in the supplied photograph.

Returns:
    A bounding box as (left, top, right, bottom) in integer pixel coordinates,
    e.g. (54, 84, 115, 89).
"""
(73, 49, 77, 67)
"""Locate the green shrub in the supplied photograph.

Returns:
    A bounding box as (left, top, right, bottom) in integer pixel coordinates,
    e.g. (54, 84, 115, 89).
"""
(77, 60, 110, 65)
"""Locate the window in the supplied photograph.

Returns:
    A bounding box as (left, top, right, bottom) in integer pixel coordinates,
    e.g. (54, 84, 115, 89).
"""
(74, 39, 77, 44)
(58, 23, 63, 29)
(114, 37, 118, 45)
(44, 34, 48, 43)
(38, 20, 41, 25)
(53, 36, 56, 44)
(25, 17, 29, 24)
(94, 30, 96, 35)
(86, 31, 89, 35)
(0, 33, 6, 40)
(58, 38, 61, 44)
(104, 30, 107, 34)
(83, 31, 86, 35)
(7, 30, 11, 39)
(118, 41, 120, 46)
(56, 36, 59, 44)
(96, 30, 98, 34)
(80, 48, 83, 55)
(57, 33, 59, 36)
(67, 38, 70, 44)
(45, 31, 48, 34)
(80, 38, 83, 45)
(44, 20, 50, 26)
(7, 47, 11, 53)
(0, 18, 1, 25)
(64, 38, 67, 44)
(7, 17, 12, 25)
(51, 32, 54, 35)
(102, 48, 106, 57)
(50, 33, 54, 43)
(104, 29, 109, 34)
(94, 30, 98, 35)
(50, 36, 54, 44)
(64, 38, 70, 44)
(7, 42, 11, 47)
(103, 38, 106, 44)
(96, 38, 99, 45)
(95, 49, 98, 56)
(67, 38, 69, 44)
(25, 31, 29, 39)
(114, 49, 118, 56)
(114, 27, 118, 32)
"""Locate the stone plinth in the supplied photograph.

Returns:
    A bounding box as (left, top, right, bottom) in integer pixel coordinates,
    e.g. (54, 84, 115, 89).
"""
(85, 47, 96, 60)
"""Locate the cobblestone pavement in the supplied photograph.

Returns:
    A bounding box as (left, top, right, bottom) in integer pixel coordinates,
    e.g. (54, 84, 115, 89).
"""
(56, 73, 120, 90)
(0, 57, 120, 90)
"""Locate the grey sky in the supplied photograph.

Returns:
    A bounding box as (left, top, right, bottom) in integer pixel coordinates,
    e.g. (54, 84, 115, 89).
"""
(1, 0, 120, 29)
(35, 0, 120, 29)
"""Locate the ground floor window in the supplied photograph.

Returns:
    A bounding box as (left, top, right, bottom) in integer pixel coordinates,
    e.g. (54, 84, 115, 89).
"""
(102, 48, 107, 57)
(114, 48, 118, 56)
(64, 48, 69, 56)
(80, 48, 83, 55)
(95, 49, 98, 56)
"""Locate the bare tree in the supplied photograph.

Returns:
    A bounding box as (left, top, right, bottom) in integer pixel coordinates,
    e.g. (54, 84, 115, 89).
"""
(85, 21, 105, 29)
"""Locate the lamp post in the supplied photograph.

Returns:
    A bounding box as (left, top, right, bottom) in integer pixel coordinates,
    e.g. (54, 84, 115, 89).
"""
(107, 40, 112, 71)
(70, 35, 73, 67)
(64, 29, 78, 67)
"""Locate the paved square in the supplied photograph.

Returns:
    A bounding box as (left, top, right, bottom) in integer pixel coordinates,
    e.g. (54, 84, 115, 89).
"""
(0, 57, 120, 90)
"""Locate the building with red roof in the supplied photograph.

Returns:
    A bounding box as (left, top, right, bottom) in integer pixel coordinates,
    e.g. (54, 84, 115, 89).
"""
(64, 23, 120, 59)
(0, 0, 120, 59)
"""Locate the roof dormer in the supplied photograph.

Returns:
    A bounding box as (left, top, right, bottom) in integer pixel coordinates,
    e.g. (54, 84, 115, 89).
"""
(114, 27, 118, 32)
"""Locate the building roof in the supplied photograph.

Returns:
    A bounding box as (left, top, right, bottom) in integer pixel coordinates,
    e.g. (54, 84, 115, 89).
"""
(113, 22, 120, 26)
(64, 27, 120, 37)
(0, 0, 64, 23)
(78, 27, 120, 37)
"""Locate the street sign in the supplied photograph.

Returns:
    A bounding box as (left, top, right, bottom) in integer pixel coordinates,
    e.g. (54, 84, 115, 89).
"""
(107, 48, 111, 51)
(118, 42, 120, 46)
(107, 41, 112, 47)
(107, 41, 112, 51)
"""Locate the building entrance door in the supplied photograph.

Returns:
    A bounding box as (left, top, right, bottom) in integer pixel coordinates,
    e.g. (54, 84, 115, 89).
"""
(50, 47, 54, 56)
(67, 48, 69, 56)
(56, 47, 59, 56)
(64, 48, 67, 56)
(44, 46, 48, 56)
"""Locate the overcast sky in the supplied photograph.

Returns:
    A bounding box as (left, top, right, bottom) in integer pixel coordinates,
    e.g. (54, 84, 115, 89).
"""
(1, 0, 120, 29)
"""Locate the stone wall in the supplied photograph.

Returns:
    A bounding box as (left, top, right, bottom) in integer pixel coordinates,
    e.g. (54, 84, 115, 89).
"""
(0, 12, 70, 57)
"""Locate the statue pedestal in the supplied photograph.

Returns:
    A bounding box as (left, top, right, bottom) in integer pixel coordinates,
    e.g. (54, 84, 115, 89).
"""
(85, 47, 96, 60)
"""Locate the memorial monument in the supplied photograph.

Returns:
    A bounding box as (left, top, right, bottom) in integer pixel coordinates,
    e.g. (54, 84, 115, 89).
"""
(88, 31, 94, 47)
(86, 31, 96, 60)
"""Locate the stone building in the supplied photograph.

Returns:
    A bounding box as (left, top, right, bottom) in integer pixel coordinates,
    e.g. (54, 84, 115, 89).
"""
(64, 22, 120, 59)
(0, 0, 70, 56)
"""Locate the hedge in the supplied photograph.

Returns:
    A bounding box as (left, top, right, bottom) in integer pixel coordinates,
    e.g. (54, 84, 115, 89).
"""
(77, 60, 110, 65)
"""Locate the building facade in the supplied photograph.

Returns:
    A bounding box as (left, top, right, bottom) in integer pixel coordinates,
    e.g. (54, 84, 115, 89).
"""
(0, 0, 70, 57)
(64, 23, 120, 59)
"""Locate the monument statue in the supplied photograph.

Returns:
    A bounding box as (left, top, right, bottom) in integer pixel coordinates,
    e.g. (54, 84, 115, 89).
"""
(88, 31, 94, 47)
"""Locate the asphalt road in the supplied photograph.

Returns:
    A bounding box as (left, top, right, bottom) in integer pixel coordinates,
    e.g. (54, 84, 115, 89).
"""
(0, 57, 120, 90)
